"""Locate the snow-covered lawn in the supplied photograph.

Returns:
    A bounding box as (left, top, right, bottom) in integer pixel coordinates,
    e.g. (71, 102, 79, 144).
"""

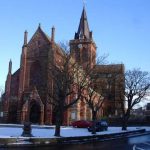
(0, 124, 149, 138)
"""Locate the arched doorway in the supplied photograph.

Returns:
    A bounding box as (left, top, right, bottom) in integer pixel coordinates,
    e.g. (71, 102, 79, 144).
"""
(29, 102, 41, 124)
(8, 101, 18, 123)
(8, 109, 17, 123)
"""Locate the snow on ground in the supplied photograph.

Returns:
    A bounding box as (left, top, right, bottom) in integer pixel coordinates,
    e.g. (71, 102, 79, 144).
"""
(0, 124, 150, 138)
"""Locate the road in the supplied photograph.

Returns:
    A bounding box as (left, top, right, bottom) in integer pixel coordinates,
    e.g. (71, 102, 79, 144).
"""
(1, 133, 150, 150)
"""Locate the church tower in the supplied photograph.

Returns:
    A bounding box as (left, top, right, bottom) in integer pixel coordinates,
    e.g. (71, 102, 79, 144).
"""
(70, 7, 96, 68)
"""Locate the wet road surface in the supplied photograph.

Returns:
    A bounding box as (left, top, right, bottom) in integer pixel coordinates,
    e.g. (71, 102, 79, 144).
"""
(1, 133, 150, 150)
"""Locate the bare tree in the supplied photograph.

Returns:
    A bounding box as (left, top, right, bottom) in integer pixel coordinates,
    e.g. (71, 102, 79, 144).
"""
(82, 85, 104, 134)
(48, 43, 88, 137)
(81, 57, 109, 134)
(119, 69, 150, 130)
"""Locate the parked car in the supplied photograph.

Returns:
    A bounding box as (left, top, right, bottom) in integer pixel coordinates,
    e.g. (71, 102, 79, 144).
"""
(88, 120, 108, 132)
(71, 120, 92, 128)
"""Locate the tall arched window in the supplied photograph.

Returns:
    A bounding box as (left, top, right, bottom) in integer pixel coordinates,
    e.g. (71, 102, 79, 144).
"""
(82, 47, 88, 63)
(75, 50, 80, 62)
(30, 61, 42, 88)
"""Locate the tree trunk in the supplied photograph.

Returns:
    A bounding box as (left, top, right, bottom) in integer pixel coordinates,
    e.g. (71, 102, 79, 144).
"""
(92, 110, 97, 134)
(122, 116, 129, 130)
(122, 118, 127, 130)
(54, 122, 61, 137)
(122, 110, 130, 130)
(54, 108, 63, 137)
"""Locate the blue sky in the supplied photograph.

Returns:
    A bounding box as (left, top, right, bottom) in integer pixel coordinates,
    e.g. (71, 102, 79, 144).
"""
(0, 0, 150, 88)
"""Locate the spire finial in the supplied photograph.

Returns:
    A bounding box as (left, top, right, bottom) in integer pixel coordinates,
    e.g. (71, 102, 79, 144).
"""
(51, 26, 55, 42)
(8, 59, 12, 73)
(38, 23, 41, 28)
(24, 30, 28, 46)
(82, 0, 86, 8)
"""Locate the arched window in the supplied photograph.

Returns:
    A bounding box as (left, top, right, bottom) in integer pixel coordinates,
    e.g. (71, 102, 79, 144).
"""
(82, 47, 88, 62)
(30, 61, 42, 88)
(75, 50, 80, 62)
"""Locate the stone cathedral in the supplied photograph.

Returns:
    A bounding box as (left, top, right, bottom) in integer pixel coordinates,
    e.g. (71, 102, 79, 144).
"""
(2, 7, 124, 125)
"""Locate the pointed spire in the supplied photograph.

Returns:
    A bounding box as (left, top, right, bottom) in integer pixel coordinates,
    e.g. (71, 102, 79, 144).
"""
(75, 7, 91, 40)
(8, 59, 12, 74)
(24, 30, 28, 46)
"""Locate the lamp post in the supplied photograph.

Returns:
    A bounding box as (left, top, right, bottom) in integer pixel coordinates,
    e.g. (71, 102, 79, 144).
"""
(21, 96, 33, 137)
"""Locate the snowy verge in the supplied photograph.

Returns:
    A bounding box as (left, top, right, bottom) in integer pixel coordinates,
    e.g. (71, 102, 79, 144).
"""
(0, 125, 149, 139)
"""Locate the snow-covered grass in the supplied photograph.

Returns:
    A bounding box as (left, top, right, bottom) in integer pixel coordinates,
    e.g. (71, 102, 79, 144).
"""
(0, 125, 150, 138)
(0, 124, 149, 138)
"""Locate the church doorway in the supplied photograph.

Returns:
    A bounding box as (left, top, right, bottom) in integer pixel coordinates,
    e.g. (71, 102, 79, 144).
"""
(8, 109, 17, 123)
(29, 102, 41, 124)
(8, 101, 18, 123)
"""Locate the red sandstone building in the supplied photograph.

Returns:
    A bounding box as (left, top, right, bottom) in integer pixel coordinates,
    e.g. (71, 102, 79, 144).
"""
(2, 8, 124, 125)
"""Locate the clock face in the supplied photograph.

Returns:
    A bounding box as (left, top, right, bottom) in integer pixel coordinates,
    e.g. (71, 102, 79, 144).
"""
(78, 44, 82, 48)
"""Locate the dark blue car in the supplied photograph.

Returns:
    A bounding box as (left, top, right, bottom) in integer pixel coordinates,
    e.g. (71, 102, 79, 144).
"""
(88, 120, 108, 132)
